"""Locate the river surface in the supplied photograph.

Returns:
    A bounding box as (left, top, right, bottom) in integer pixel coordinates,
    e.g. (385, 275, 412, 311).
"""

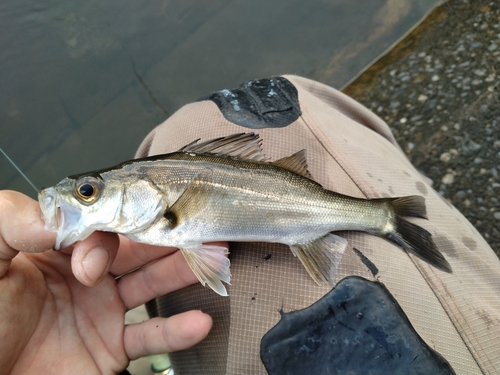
(1, 0, 442, 198)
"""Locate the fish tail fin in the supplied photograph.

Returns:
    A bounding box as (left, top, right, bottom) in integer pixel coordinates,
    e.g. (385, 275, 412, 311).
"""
(388, 196, 452, 273)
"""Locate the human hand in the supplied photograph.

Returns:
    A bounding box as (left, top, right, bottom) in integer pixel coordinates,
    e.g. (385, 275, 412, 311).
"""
(0, 190, 220, 375)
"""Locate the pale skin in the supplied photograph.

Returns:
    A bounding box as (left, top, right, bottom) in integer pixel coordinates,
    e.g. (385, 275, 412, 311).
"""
(0, 190, 226, 375)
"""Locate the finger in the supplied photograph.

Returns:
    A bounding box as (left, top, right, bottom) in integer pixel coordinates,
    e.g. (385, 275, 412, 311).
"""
(71, 232, 120, 286)
(110, 236, 179, 276)
(117, 249, 199, 310)
(112, 237, 230, 278)
(0, 191, 56, 277)
(123, 311, 212, 360)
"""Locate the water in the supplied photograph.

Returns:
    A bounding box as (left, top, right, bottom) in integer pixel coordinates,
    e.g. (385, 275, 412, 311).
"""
(1, 0, 442, 199)
(0, 146, 38, 192)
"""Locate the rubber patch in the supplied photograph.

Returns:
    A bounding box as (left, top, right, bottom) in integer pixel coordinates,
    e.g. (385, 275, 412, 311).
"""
(260, 276, 456, 375)
(199, 77, 301, 129)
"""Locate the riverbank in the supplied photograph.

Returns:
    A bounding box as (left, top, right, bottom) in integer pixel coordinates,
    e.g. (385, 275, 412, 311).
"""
(344, 0, 500, 258)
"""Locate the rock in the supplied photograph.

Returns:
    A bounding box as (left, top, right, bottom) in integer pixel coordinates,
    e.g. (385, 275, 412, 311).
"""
(440, 152, 452, 163)
(442, 173, 455, 185)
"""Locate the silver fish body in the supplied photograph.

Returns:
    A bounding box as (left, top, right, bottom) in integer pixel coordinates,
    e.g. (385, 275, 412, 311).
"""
(39, 133, 451, 295)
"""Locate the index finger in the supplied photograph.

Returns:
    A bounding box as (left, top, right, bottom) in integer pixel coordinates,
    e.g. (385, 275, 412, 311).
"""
(110, 236, 229, 277)
(110, 236, 180, 276)
(0, 191, 56, 276)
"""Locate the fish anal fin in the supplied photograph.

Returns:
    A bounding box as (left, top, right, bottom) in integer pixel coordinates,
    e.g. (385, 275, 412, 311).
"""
(290, 233, 348, 285)
(272, 150, 313, 179)
(179, 133, 267, 162)
(180, 245, 231, 296)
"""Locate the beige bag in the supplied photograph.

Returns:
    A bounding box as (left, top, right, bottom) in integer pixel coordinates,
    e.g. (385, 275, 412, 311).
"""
(136, 76, 500, 375)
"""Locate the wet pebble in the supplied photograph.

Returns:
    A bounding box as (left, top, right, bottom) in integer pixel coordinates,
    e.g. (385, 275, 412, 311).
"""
(442, 173, 455, 185)
(440, 152, 451, 163)
(440, 149, 458, 163)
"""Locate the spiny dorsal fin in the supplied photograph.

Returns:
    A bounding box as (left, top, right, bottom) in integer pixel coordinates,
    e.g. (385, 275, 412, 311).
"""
(272, 149, 313, 179)
(179, 133, 267, 161)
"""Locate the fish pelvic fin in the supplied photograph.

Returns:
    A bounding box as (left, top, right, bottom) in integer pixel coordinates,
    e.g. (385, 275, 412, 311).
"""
(388, 196, 452, 273)
(290, 233, 348, 285)
(180, 245, 231, 296)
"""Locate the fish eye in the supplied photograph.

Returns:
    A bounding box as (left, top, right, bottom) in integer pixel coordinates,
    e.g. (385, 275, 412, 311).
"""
(74, 177, 102, 204)
(79, 183, 94, 197)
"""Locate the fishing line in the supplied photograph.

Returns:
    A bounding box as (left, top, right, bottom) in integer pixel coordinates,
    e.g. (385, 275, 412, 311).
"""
(0, 146, 38, 193)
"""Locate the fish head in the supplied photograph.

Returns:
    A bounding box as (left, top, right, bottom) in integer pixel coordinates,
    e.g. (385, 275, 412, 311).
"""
(39, 174, 123, 249)
(39, 171, 167, 250)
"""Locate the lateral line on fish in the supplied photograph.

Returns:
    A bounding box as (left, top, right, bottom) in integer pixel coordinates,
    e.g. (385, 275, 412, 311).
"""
(186, 179, 336, 209)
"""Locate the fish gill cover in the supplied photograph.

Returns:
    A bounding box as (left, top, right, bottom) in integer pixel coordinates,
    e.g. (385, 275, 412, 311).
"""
(260, 276, 456, 375)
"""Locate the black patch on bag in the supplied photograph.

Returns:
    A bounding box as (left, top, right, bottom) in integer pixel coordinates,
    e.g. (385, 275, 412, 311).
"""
(199, 77, 301, 129)
(260, 276, 456, 375)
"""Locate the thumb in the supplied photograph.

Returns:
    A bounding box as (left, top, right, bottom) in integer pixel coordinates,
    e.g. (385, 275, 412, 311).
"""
(71, 231, 119, 286)
(0, 191, 55, 277)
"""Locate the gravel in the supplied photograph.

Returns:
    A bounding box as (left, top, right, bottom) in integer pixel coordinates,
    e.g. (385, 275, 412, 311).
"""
(345, 0, 500, 257)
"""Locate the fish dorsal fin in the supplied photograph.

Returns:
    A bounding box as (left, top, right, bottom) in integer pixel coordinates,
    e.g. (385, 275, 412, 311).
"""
(179, 133, 267, 162)
(272, 149, 313, 179)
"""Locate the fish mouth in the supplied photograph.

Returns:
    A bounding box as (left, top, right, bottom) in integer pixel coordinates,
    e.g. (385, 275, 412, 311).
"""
(39, 187, 93, 250)
(39, 187, 59, 233)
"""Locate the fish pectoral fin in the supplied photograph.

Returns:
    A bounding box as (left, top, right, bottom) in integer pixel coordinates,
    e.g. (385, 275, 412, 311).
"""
(168, 171, 213, 215)
(180, 244, 231, 296)
(290, 233, 348, 285)
(272, 149, 313, 179)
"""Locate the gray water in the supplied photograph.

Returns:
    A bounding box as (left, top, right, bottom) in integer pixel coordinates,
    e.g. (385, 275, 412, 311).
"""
(1, 0, 442, 199)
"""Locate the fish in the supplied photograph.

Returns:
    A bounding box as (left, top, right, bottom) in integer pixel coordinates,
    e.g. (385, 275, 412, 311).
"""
(38, 133, 452, 296)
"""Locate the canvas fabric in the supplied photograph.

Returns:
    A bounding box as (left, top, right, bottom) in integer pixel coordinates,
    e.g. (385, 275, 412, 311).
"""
(136, 75, 500, 375)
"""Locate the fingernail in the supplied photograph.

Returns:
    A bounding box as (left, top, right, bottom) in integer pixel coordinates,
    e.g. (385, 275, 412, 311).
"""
(82, 246, 110, 283)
